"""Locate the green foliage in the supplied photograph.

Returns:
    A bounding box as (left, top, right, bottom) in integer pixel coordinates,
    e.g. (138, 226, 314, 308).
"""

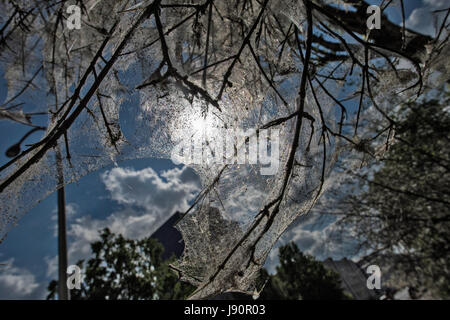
(259, 242, 349, 300)
(342, 89, 450, 297)
(47, 228, 194, 300)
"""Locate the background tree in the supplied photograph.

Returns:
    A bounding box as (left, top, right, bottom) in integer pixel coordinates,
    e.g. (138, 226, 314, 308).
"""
(47, 228, 194, 300)
(259, 242, 349, 300)
(335, 86, 450, 298)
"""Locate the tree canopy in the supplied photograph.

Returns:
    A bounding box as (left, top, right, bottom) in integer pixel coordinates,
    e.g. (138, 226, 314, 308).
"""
(259, 242, 349, 300)
(47, 228, 194, 300)
(47, 233, 348, 300)
(334, 87, 450, 298)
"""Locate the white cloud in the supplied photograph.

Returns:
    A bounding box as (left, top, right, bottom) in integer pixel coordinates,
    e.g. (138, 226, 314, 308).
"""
(423, 0, 448, 9)
(406, 1, 448, 37)
(101, 166, 200, 217)
(45, 166, 201, 278)
(0, 204, 81, 299)
(51, 203, 79, 236)
(44, 256, 58, 279)
(65, 207, 160, 265)
(0, 258, 46, 299)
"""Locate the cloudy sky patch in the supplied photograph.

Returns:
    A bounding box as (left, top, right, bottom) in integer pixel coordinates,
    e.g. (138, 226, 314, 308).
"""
(43, 165, 201, 286)
(0, 160, 201, 299)
(406, 0, 449, 37)
(0, 258, 46, 299)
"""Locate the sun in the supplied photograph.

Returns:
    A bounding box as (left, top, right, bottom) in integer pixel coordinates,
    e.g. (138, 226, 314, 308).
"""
(192, 117, 208, 133)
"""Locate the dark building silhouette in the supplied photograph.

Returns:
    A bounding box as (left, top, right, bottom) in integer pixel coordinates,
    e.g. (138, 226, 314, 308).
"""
(323, 258, 379, 300)
(150, 211, 184, 260)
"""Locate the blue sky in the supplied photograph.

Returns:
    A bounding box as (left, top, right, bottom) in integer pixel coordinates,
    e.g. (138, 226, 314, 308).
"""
(0, 0, 445, 299)
(0, 156, 202, 299)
